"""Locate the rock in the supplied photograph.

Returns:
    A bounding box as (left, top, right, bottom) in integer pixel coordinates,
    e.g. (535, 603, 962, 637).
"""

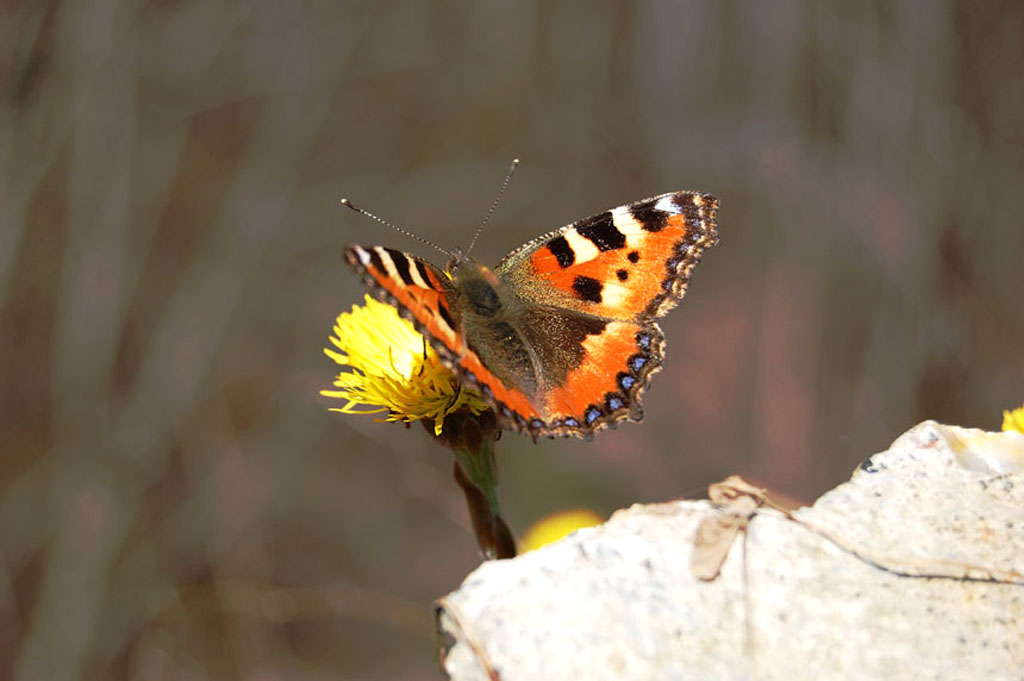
(436, 421, 1024, 681)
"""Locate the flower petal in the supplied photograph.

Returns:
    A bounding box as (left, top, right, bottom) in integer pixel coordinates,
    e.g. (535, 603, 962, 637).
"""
(320, 296, 489, 432)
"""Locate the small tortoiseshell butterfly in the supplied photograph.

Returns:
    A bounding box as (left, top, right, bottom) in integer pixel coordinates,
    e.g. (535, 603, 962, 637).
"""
(344, 186, 719, 439)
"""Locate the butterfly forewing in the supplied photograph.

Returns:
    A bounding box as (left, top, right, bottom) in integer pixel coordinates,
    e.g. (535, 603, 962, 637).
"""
(345, 245, 463, 355)
(345, 244, 546, 425)
(496, 190, 719, 322)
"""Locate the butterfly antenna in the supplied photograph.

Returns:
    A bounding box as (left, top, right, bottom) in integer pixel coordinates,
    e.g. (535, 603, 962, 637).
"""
(339, 198, 451, 258)
(465, 158, 519, 258)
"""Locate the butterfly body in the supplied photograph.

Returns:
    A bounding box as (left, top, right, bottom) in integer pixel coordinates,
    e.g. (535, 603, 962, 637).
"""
(345, 190, 719, 439)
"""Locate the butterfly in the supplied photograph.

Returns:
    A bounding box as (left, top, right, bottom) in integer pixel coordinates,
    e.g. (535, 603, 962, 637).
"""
(344, 189, 719, 439)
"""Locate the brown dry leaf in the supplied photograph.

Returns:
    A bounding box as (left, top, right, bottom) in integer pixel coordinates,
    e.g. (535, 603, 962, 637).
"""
(692, 476, 770, 581)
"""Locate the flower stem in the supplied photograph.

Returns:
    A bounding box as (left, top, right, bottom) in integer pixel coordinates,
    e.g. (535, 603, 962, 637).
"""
(436, 410, 516, 560)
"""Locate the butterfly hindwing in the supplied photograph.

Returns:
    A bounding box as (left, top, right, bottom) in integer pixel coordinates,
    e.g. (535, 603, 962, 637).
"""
(517, 311, 665, 436)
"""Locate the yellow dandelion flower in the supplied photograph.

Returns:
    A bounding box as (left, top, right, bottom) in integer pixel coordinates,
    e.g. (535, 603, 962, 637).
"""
(519, 509, 604, 552)
(1003, 403, 1024, 435)
(321, 295, 489, 435)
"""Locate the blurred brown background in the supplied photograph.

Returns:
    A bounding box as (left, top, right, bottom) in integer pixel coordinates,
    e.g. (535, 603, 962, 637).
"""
(2, 1, 1023, 679)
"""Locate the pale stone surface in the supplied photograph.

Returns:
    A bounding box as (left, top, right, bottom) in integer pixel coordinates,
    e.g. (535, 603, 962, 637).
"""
(436, 421, 1024, 681)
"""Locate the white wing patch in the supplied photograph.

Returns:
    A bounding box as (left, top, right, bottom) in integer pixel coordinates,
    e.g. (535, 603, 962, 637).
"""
(611, 205, 650, 250)
(654, 195, 679, 213)
(563, 229, 602, 264)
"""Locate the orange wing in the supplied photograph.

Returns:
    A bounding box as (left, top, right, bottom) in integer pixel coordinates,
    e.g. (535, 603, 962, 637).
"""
(493, 191, 720, 437)
(344, 245, 542, 426)
(498, 191, 719, 322)
(345, 245, 462, 352)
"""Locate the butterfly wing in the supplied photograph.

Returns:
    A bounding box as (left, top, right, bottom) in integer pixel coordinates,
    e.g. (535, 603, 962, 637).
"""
(345, 245, 464, 355)
(497, 191, 719, 322)
(345, 244, 545, 425)
(492, 190, 719, 437)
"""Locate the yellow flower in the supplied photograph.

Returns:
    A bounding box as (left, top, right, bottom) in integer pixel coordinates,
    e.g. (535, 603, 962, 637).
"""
(519, 509, 604, 552)
(321, 295, 489, 435)
(1003, 403, 1024, 435)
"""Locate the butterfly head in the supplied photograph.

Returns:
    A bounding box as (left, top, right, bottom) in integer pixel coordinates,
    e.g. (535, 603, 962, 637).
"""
(439, 249, 505, 320)
(444, 246, 468, 272)
(446, 249, 500, 287)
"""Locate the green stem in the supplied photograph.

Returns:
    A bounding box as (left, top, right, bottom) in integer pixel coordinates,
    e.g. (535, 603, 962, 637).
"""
(452, 439, 501, 516)
(435, 410, 516, 560)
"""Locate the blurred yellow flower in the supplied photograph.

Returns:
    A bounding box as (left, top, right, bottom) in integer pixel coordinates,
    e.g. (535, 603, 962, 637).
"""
(1003, 403, 1024, 435)
(321, 295, 488, 435)
(520, 509, 604, 552)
